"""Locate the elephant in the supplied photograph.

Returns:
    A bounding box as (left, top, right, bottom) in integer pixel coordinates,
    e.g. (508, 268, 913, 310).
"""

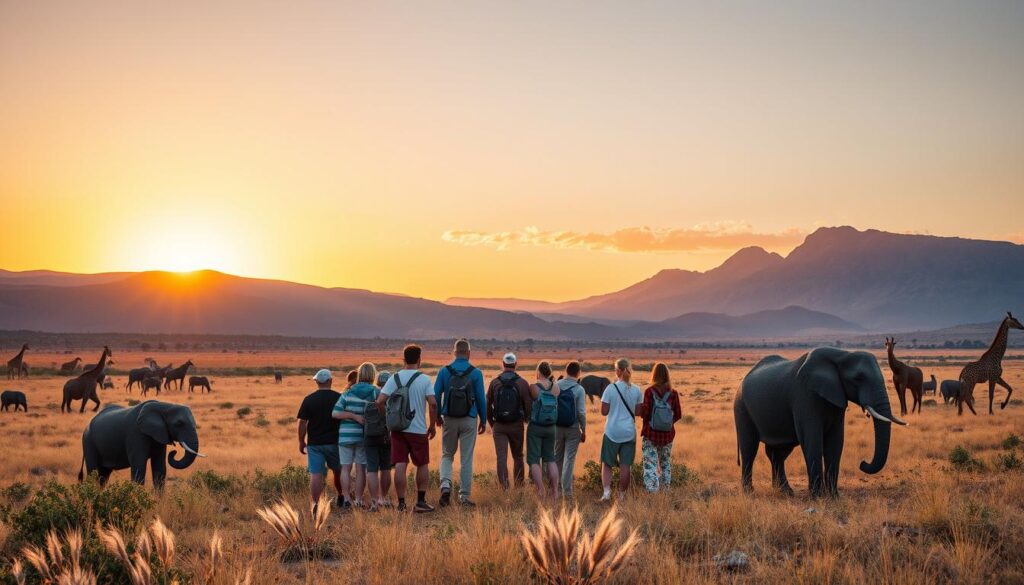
(188, 376, 212, 393)
(580, 375, 611, 404)
(141, 376, 162, 397)
(78, 400, 204, 488)
(734, 347, 906, 498)
(940, 380, 960, 405)
(1, 390, 27, 412)
(274, 371, 283, 383)
(126, 361, 158, 393)
(62, 346, 112, 413)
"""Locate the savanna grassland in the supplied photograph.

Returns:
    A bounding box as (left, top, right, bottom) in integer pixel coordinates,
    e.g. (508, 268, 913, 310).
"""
(1, 346, 1023, 584)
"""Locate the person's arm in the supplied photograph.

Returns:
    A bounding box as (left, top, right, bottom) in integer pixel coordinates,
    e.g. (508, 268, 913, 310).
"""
(575, 385, 587, 438)
(334, 409, 365, 424)
(433, 367, 447, 422)
(641, 388, 653, 421)
(520, 380, 532, 420)
(296, 419, 308, 454)
(474, 370, 487, 432)
(485, 380, 496, 426)
(426, 394, 438, 440)
(600, 385, 612, 417)
(672, 391, 683, 422)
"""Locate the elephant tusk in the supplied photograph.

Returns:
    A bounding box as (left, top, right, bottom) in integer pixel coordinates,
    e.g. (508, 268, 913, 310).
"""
(866, 406, 907, 426)
(179, 441, 206, 458)
(888, 413, 908, 426)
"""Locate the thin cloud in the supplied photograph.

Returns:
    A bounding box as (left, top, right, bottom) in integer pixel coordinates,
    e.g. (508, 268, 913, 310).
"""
(441, 223, 805, 253)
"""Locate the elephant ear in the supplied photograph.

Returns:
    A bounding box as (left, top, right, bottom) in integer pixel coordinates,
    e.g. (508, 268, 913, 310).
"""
(796, 347, 848, 410)
(136, 402, 170, 444)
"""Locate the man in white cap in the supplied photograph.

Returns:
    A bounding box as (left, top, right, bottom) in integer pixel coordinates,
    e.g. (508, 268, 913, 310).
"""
(297, 369, 343, 511)
(486, 352, 533, 489)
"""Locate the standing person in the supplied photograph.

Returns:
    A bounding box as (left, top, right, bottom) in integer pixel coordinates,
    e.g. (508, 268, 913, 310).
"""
(600, 358, 643, 502)
(371, 369, 394, 507)
(486, 352, 532, 490)
(640, 363, 683, 492)
(375, 344, 438, 513)
(527, 361, 560, 502)
(554, 361, 587, 500)
(296, 369, 343, 513)
(332, 362, 378, 509)
(434, 339, 487, 507)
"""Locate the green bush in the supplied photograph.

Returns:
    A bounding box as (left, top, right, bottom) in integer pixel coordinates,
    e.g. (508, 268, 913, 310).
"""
(1, 481, 31, 506)
(995, 451, 1022, 472)
(252, 464, 309, 502)
(580, 459, 699, 491)
(188, 469, 245, 497)
(254, 414, 270, 428)
(5, 478, 154, 582)
(218, 401, 234, 409)
(1001, 433, 1022, 450)
(236, 406, 252, 418)
(949, 445, 985, 472)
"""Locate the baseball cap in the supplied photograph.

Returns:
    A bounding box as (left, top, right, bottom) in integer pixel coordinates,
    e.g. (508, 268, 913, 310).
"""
(312, 369, 333, 384)
(502, 352, 517, 365)
(376, 371, 392, 386)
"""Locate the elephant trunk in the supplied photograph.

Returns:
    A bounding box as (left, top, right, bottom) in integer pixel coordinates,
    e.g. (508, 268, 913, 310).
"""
(859, 415, 891, 474)
(168, 434, 200, 470)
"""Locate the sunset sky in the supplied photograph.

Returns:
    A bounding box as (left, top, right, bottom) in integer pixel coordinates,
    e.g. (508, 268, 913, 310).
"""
(1, 1, 1022, 301)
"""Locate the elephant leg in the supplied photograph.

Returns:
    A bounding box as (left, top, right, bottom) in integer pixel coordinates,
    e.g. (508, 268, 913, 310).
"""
(823, 420, 845, 497)
(766, 445, 795, 496)
(151, 444, 167, 490)
(129, 460, 148, 485)
(97, 467, 113, 486)
(734, 405, 759, 493)
(996, 377, 1014, 410)
(797, 425, 826, 498)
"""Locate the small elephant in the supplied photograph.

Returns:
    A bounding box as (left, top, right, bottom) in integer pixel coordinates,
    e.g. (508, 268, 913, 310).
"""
(734, 347, 907, 498)
(274, 371, 283, 383)
(188, 376, 212, 393)
(1, 390, 27, 412)
(78, 400, 204, 488)
(579, 375, 611, 404)
(940, 380, 960, 405)
(141, 376, 162, 397)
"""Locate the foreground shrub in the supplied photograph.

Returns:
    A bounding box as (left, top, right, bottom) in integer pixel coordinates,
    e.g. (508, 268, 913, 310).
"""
(1001, 433, 1022, 450)
(188, 470, 245, 497)
(995, 451, 1022, 472)
(520, 506, 640, 584)
(949, 445, 985, 472)
(252, 464, 309, 502)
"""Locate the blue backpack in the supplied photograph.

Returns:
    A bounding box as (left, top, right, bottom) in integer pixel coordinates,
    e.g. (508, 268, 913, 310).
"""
(556, 383, 579, 427)
(531, 382, 558, 426)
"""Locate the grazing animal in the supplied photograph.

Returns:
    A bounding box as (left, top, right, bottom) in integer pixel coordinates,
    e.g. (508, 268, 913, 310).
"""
(1, 390, 28, 412)
(885, 338, 924, 416)
(163, 360, 194, 391)
(60, 357, 83, 374)
(62, 346, 112, 413)
(274, 371, 283, 383)
(126, 359, 159, 393)
(940, 380, 960, 405)
(735, 348, 906, 498)
(922, 374, 937, 396)
(6, 344, 28, 380)
(18, 363, 29, 378)
(141, 376, 162, 397)
(188, 376, 212, 393)
(957, 312, 1024, 415)
(78, 400, 203, 488)
(579, 374, 611, 404)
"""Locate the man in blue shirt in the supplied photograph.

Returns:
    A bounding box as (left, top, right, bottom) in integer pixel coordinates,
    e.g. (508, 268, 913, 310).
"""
(434, 338, 487, 507)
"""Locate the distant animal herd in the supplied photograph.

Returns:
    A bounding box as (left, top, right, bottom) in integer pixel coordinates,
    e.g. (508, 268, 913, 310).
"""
(0, 311, 1019, 497)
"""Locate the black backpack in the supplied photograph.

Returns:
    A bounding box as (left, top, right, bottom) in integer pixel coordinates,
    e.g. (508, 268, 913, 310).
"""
(363, 396, 390, 443)
(494, 373, 524, 423)
(444, 365, 476, 418)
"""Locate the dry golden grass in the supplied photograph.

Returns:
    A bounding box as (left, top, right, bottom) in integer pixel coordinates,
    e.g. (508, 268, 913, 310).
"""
(2, 346, 1024, 583)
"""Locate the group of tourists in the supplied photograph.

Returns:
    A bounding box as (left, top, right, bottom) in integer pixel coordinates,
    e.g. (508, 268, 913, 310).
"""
(295, 340, 683, 513)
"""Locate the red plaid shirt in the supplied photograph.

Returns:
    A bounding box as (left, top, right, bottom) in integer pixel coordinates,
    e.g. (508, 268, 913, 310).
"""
(640, 384, 682, 446)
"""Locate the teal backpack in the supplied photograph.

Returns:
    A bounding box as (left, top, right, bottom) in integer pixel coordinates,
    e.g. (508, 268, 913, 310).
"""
(649, 388, 675, 432)
(531, 382, 558, 426)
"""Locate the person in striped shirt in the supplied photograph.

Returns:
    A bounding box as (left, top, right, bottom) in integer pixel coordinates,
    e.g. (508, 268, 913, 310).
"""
(332, 362, 378, 509)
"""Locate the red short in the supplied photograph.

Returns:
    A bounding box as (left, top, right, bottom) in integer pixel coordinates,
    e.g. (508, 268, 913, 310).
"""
(390, 431, 430, 467)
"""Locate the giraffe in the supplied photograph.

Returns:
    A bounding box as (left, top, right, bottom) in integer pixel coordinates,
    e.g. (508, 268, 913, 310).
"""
(884, 337, 924, 416)
(957, 312, 1024, 416)
(6, 344, 28, 380)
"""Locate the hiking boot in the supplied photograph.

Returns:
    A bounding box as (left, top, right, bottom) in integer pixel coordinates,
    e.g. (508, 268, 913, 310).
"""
(458, 498, 476, 508)
(340, 500, 353, 512)
(413, 501, 436, 513)
(397, 501, 408, 512)
(439, 487, 451, 508)
(335, 496, 344, 508)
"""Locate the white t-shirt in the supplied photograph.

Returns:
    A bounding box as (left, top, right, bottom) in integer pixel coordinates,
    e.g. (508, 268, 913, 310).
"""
(601, 380, 642, 443)
(380, 369, 435, 435)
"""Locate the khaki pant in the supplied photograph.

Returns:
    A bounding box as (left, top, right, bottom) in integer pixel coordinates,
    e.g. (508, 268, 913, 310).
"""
(492, 421, 525, 489)
(554, 426, 582, 497)
(440, 416, 478, 498)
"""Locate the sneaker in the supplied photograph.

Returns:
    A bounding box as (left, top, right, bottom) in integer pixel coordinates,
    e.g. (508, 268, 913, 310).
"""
(413, 501, 436, 513)
(397, 501, 408, 512)
(458, 498, 476, 508)
(439, 487, 451, 508)
(335, 496, 344, 508)
(367, 503, 379, 513)
(340, 500, 353, 512)
(599, 491, 612, 502)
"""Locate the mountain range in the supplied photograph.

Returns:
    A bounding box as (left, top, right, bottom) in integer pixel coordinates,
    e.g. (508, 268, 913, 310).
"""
(449, 226, 1024, 330)
(0, 226, 1019, 339)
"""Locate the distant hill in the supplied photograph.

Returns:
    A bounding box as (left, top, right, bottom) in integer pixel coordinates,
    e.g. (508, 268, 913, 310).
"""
(0, 270, 860, 340)
(449, 227, 1024, 330)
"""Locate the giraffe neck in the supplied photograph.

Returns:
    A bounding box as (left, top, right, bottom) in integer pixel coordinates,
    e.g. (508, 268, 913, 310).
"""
(14, 347, 25, 361)
(983, 320, 1010, 364)
(887, 346, 901, 368)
